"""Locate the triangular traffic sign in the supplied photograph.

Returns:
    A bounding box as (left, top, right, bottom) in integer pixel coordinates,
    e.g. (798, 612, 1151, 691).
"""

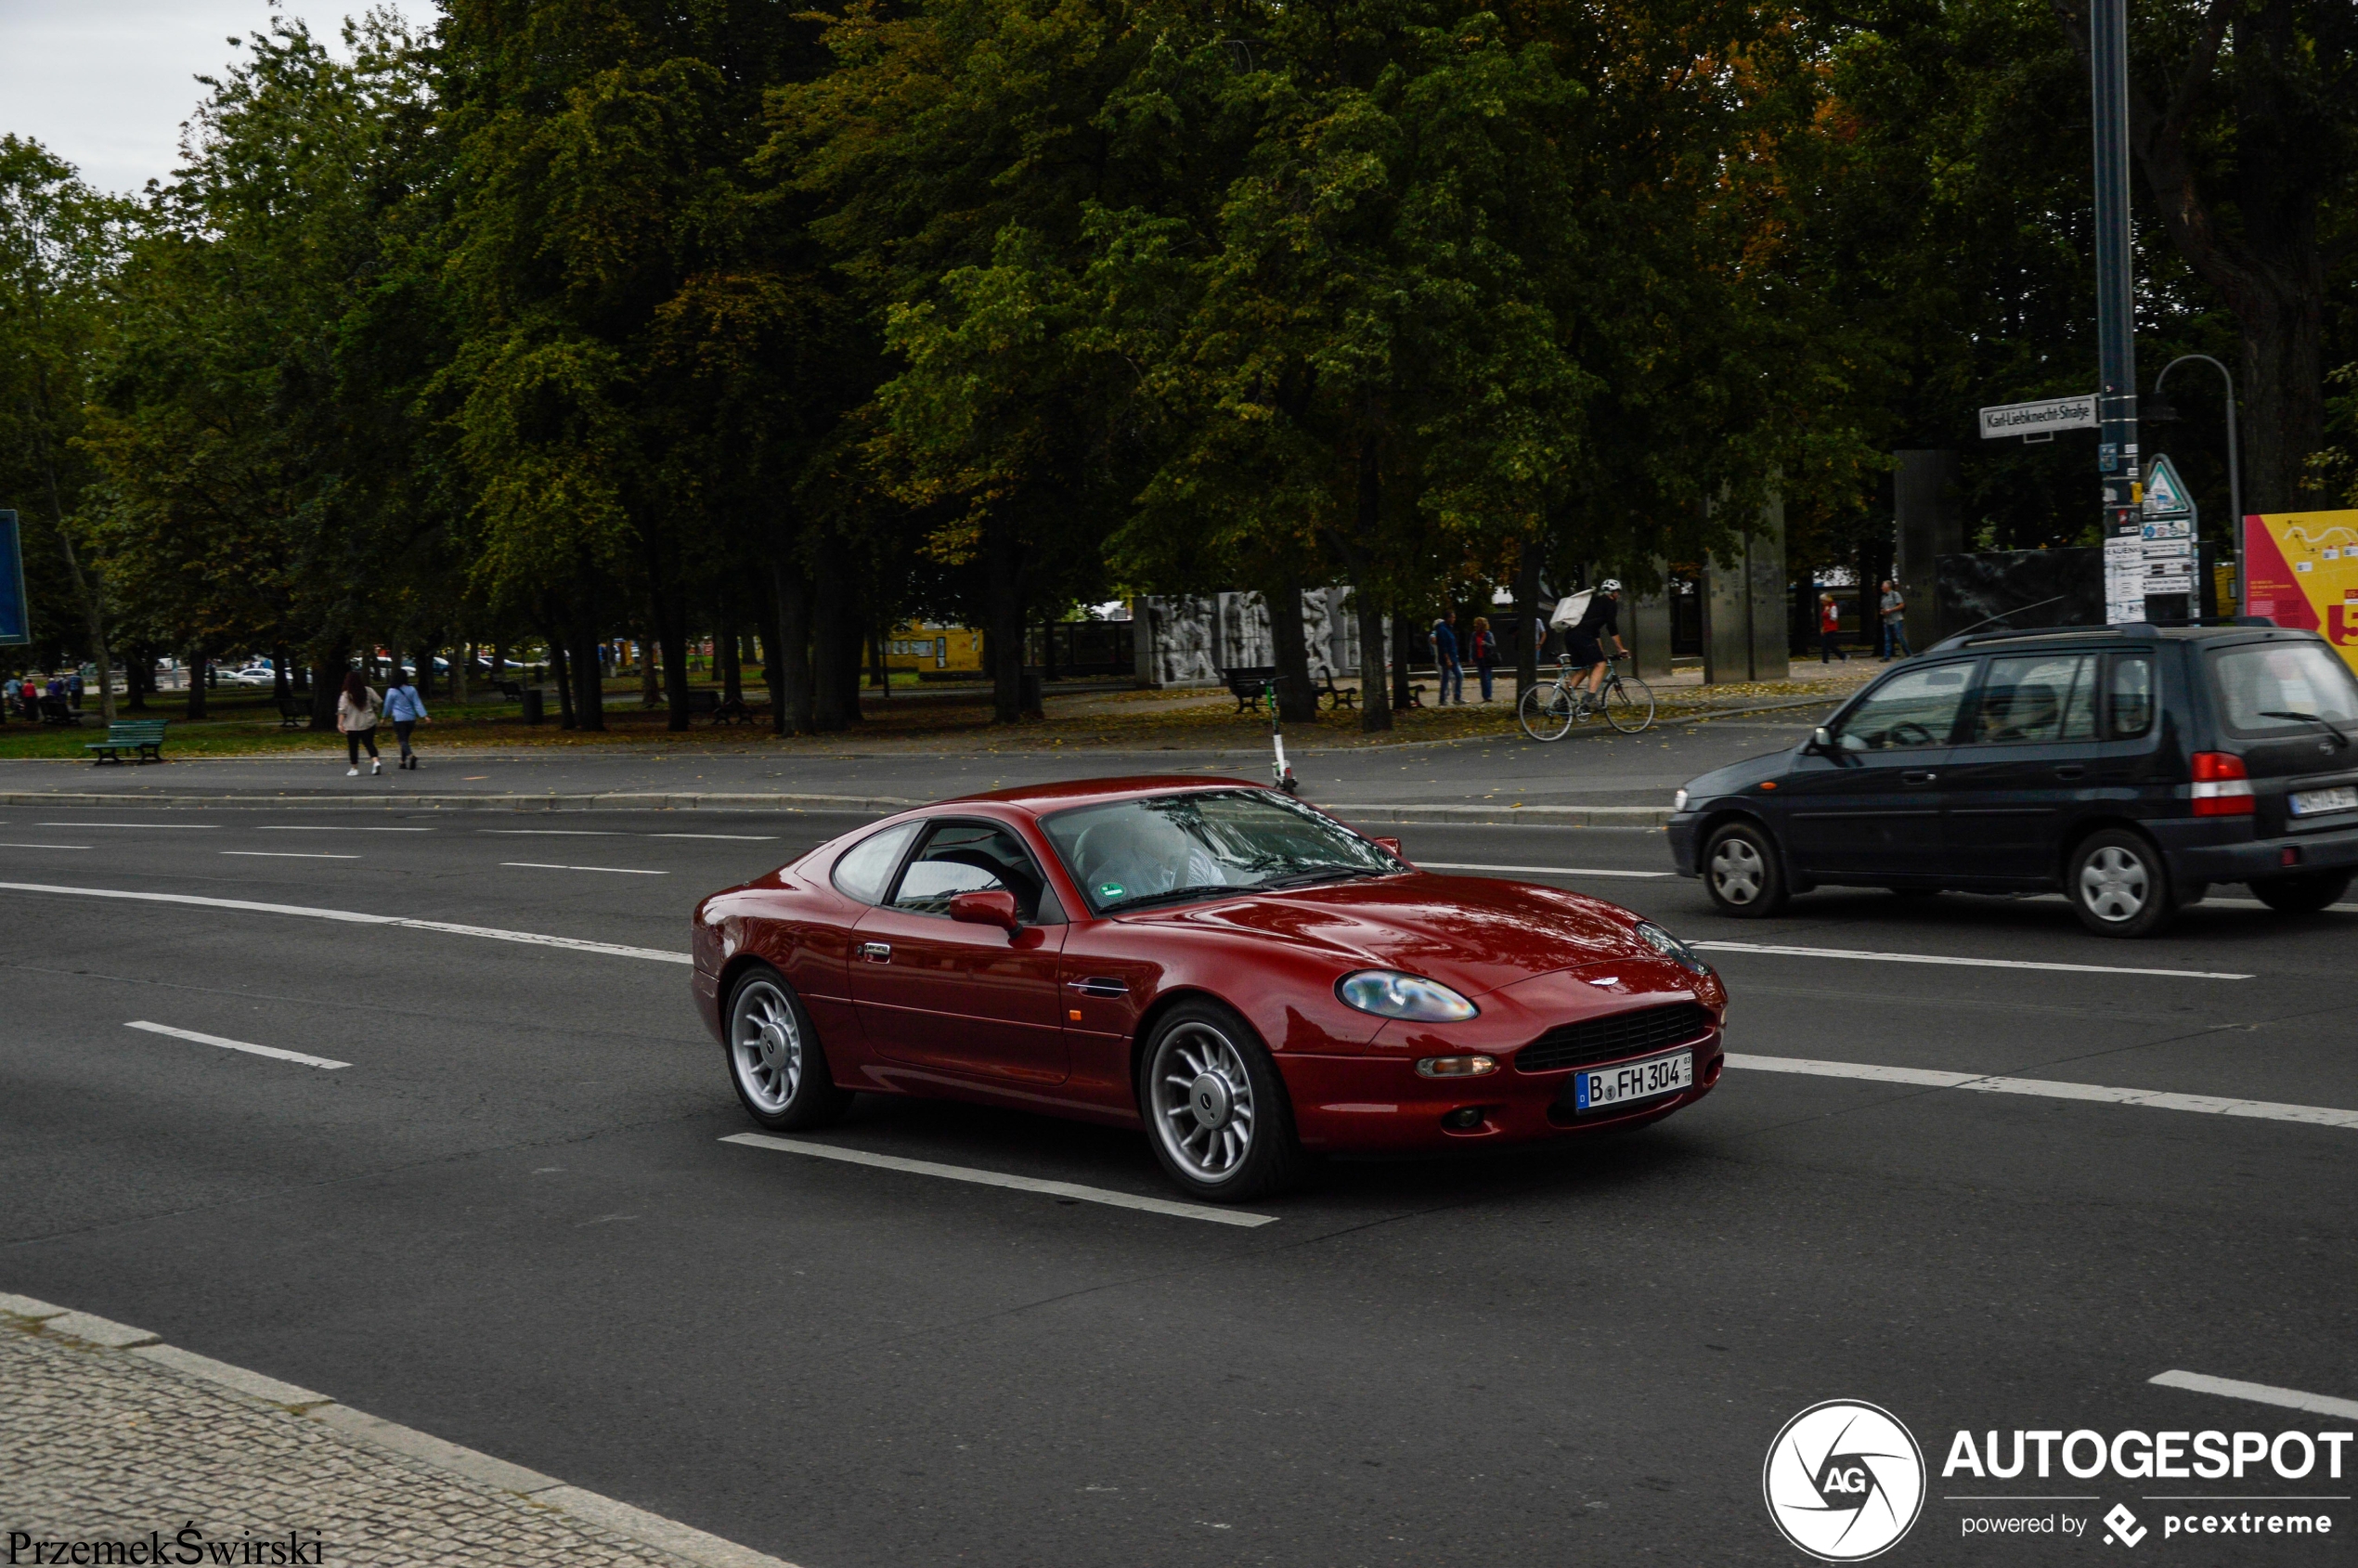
(2144, 453, 2193, 518)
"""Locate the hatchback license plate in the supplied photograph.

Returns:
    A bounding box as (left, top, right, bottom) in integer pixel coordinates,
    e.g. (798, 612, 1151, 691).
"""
(2290, 786, 2358, 817)
(1572, 1049, 1693, 1112)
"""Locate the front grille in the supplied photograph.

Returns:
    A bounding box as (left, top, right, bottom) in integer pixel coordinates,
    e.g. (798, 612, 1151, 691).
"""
(1515, 1003, 1713, 1074)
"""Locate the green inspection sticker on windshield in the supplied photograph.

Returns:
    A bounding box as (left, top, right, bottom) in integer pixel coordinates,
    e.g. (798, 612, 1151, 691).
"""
(1097, 882, 1125, 900)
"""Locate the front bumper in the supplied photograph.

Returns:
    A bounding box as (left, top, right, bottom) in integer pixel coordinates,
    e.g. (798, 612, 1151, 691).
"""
(1667, 815, 1702, 876)
(1280, 1030, 1725, 1152)
(2156, 820, 2358, 882)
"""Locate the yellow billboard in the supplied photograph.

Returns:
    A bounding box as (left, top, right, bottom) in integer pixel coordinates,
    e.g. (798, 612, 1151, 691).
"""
(2244, 510, 2358, 678)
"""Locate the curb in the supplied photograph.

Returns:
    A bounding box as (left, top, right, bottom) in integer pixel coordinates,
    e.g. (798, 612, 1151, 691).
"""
(0, 790, 913, 814)
(2, 1296, 798, 1568)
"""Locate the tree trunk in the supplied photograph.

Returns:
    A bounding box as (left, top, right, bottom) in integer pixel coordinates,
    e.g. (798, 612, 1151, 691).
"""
(717, 594, 742, 705)
(837, 616, 865, 722)
(188, 642, 209, 721)
(869, 628, 888, 693)
(1512, 539, 1543, 698)
(308, 647, 343, 730)
(548, 633, 576, 729)
(451, 641, 471, 706)
(655, 587, 692, 732)
(772, 553, 813, 734)
(272, 644, 293, 703)
(1391, 613, 1417, 708)
(39, 459, 114, 723)
(568, 605, 605, 732)
(810, 541, 852, 732)
(1264, 581, 1318, 722)
(986, 521, 1030, 722)
(123, 644, 149, 711)
(1341, 443, 1392, 733)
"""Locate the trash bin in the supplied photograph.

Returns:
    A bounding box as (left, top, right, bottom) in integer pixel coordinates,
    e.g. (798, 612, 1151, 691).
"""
(521, 687, 544, 725)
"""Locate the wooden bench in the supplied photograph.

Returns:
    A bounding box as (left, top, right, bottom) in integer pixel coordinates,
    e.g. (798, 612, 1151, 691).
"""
(276, 698, 310, 730)
(491, 680, 526, 701)
(38, 695, 79, 726)
(710, 696, 767, 727)
(86, 719, 169, 764)
(1221, 666, 1277, 712)
(1315, 669, 1357, 710)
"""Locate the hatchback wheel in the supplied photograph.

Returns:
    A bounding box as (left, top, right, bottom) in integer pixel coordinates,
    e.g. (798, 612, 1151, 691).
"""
(2248, 868, 2352, 914)
(726, 965, 852, 1130)
(2067, 829, 2172, 938)
(1139, 1001, 1307, 1202)
(1702, 821, 1788, 917)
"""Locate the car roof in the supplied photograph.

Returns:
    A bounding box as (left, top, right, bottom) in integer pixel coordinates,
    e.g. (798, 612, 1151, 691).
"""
(946, 775, 1269, 813)
(1926, 620, 2313, 655)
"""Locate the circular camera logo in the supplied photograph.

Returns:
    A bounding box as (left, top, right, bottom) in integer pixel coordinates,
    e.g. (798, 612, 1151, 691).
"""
(1762, 1400, 1925, 1562)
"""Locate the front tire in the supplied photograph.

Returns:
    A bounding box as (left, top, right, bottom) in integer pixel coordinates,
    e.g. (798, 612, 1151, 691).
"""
(1519, 682, 1574, 742)
(1702, 821, 1788, 917)
(1603, 673, 1655, 733)
(725, 965, 853, 1130)
(2067, 828, 2173, 938)
(2248, 868, 2352, 914)
(1138, 1001, 1307, 1202)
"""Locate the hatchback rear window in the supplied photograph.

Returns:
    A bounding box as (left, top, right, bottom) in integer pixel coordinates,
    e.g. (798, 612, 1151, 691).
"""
(2208, 643, 2358, 736)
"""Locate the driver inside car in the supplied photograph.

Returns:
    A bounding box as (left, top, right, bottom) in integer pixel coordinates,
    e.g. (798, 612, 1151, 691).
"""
(1068, 809, 1231, 903)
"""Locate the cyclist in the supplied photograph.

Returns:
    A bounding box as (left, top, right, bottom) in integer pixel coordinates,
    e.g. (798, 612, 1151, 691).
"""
(1566, 578, 1626, 714)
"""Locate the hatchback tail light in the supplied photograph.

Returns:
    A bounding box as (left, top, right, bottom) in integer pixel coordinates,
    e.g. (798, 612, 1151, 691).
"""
(2190, 752, 2255, 816)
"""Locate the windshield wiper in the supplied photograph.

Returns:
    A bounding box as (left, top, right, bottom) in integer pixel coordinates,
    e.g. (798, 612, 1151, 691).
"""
(1102, 884, 1246, 913)
(1259, 865, 1392, 889)
(2259, 711, 2352, 748)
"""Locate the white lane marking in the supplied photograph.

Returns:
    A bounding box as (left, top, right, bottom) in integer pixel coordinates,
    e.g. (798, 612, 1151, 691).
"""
(2150, 1370, 2358, 1422)
(222, 850, 359, 860)
(1695, 940, 2249, 981)
(39, 822, 218, 829)
(257, 825, 432, 833)
(0, 842, 90, 850)
(1728, 1053, 2358, 1130)
(652, 834, 778, 841)
(125, 1020, 349, 1070)
(501, 862, 667, 875)
(1419, 862, 1672, 879)
(482, 829, 616, 836)
(0, 882, 691, 964)
(2200, 897, 2358, 913)
(721, 1133, 1278, 1228)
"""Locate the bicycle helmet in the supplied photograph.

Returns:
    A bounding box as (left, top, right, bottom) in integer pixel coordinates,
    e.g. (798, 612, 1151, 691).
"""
(1597, 577, 1622, 593)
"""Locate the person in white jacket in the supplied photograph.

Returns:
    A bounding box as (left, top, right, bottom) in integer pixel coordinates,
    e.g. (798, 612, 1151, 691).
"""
(337, 670, 383, 776)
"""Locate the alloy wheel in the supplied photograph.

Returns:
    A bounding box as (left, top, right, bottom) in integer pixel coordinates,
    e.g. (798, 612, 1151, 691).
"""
(2078, 845, 2149, 923)
(1148, 1022, 1257, 1183)
(732, 979, 803, 1114)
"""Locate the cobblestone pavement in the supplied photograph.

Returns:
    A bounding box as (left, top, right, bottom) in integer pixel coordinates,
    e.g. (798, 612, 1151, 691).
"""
(0, 1312, 748, 1567)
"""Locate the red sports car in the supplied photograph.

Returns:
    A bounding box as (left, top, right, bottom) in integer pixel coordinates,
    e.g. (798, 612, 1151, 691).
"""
(691, 777, 1727, 1201)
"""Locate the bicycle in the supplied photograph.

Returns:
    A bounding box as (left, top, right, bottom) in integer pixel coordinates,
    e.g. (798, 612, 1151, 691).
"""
(1517, 652, 1655, 739)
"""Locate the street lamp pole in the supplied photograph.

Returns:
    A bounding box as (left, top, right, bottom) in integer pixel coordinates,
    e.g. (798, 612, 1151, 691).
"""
(2154, 353, 2243, 615)
(2089, 0, 2140, 616)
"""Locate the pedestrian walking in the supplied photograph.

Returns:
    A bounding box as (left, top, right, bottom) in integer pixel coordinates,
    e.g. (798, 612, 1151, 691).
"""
(1878, 579, 1911, 661)
(1818, 593, 1848, 663)
(1430, 616, 1463, 705)
(65, 670, 84, 708)
(337, 670, 384, 776)
(384, 669, 430, 770)
(1470, 616, 1498, 703)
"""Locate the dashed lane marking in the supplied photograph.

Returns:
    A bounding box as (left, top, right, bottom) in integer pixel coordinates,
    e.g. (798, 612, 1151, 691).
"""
(501, 862, 667, 875)
(1696, 940, 2250, 980)
(38, 822, 218, 828)
(721, 1133, 1279, 1227)
(222, 850, 360, 859)
(0, 882, 692, 964)
(1417, 862, 1672, 878)
(1728, 1053, 2358, 1130)
(0, 842, 90, 849)
(2148, 1370, 2358, 1422)
(480, 829, 617, 836)
(126, 1020, 350, 1070)
(257, 825, 433, 833)
(652, 833, 778, 841)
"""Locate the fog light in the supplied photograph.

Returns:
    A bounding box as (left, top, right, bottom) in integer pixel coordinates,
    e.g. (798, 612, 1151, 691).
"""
(1416, 1055, 1498, 1079)
(1443, 1107, 1486, 1131)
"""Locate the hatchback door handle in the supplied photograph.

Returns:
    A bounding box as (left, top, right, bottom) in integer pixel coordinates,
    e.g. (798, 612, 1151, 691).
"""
(860, 941, 891, 963)
(1902, 771, 1938, 784)
(2054, 765, 2087, 781)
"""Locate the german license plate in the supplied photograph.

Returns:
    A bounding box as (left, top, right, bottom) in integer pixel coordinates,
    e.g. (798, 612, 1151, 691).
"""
(1571, 1049, 1692, 1112)
(2290, 786, 2358, 817)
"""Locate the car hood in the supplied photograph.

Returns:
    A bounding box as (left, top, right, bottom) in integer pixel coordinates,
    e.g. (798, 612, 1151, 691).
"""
(1121, 873, 1660, 998)
(1679, 746, 1798, 803)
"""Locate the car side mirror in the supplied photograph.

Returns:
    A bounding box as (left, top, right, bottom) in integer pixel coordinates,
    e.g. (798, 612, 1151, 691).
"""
(948, 888, 1022, 932)
(1809, 725, 1837, 755)
(1373, 836, 1406, 860)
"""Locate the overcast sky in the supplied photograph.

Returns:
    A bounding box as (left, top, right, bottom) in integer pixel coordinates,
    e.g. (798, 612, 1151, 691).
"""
(0, 1, 428, 195)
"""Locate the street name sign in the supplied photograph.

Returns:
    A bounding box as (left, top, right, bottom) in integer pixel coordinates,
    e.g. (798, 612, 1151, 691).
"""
(1978, 395, 2099, 440)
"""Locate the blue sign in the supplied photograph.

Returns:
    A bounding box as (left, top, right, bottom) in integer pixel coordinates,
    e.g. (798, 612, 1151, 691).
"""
(0, 511, 27, 646)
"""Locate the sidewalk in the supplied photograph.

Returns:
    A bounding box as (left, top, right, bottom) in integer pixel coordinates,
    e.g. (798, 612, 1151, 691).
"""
(0, 1295, 789, 1568)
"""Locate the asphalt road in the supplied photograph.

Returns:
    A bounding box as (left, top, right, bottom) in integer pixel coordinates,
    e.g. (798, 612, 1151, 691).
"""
(3, 771, 2352, 1564)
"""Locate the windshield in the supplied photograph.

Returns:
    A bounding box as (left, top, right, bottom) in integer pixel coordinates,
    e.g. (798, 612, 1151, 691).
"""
(2209, 643, 2358, 735)
(1042, 789, 1401, 914)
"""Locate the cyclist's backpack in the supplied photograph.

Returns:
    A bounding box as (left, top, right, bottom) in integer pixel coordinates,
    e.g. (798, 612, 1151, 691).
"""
(1548, 588, 1593, 630)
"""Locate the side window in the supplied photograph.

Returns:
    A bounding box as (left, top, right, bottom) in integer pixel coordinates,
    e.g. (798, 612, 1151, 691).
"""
(1970, 654, 2092, 745)
(1833, 663, 1973, 752)
(831, 822, 920, 905)
(888, 823, 1053, 923)
(2106, 655, 2155, 739)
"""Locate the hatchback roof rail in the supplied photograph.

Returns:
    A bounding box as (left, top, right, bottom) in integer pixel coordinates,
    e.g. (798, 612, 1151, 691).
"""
(1927, 623, 2121, 654)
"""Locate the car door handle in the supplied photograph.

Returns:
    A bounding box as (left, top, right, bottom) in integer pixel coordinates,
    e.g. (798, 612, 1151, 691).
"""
(1901, 771, 1938, 784)
(2053, 765, 2087, 781)
(859, 941, 891, 963)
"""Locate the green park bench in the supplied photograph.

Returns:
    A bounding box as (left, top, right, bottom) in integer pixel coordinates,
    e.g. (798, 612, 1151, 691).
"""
(85, 719, 170, 765)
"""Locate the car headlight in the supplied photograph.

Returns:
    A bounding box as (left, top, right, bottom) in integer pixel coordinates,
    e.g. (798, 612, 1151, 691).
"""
(1337, 970, 1479, 1022)
(1673, 787, 1690, 811)
(1634, 920, 1713, 976)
